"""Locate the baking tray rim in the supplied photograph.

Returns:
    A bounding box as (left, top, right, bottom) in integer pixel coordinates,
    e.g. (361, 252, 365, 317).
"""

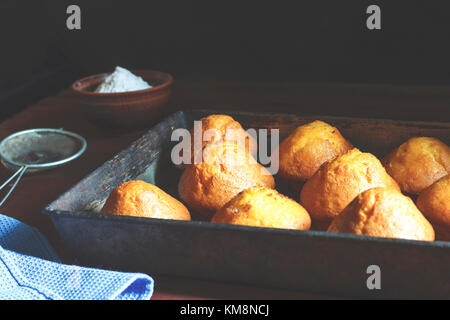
(42, 208, 450, 249)
(191, 109, 450, 127)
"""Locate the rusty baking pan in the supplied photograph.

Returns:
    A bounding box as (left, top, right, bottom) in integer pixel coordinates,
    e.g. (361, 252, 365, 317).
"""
(43, 110, 450, 298)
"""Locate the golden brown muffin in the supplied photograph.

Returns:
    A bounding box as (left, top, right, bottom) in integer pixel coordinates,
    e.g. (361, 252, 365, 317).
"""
(276, 120, 353, 191)
(178, 141, 275, 219)
(382, 137, 450, 195)
(417, 175, 450, 241)
(300, 148, 400, 226)
(176, 114, 256, 168)
(101, 180, 191, 220)
(211, 187, 311, 230)
(328, 187, 435, 241)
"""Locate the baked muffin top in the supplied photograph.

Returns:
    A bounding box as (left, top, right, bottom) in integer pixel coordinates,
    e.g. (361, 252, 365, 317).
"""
(179, 141, 275, 218)
(101, 180, 191, 220)
(328, 187, 434, 241)
(300, 148, 400, 223)
(189, 114, 256, 163)
(417, 174, 450, 227)
(382, 137, 450, 195)
(277, 120, 352, 183)
(212, 186, 311, 230)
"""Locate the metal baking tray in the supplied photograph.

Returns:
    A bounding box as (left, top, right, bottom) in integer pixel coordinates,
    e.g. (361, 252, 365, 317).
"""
(43, 110, 450, 298)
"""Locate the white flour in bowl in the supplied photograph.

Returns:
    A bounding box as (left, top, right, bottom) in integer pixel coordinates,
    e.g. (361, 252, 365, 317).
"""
(95, 66, 152, 93)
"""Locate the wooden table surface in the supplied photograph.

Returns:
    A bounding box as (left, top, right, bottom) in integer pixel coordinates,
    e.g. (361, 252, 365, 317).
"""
(1, 79, 447, 299)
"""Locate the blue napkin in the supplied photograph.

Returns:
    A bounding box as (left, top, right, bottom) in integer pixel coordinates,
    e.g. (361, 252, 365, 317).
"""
(0, 214, 154, 300)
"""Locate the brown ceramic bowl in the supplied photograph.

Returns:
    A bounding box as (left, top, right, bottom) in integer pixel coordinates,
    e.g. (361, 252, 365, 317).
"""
(71, 70, 174, 128)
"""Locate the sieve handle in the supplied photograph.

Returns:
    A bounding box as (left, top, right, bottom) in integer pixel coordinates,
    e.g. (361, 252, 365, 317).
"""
(0, 166, 27, 207)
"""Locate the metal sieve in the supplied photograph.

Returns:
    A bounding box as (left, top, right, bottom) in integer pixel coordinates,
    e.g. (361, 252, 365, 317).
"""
(0, 128, 87, 207)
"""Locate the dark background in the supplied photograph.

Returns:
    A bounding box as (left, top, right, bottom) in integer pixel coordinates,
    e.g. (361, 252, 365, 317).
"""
(1, 0, 450, 119)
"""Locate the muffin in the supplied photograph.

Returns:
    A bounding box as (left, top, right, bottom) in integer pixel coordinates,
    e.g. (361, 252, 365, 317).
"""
(101, 180, 191, 220)
(300, 148, 400, 228)
(382, 137, 450, 195)
(276, 120, 352, 191)
(178, 141, 275, 219)
(328, 187, 435, 241)
(417, 175, 450, 241)
(211, 187, 311, 230)
(176, 114, 256, 168)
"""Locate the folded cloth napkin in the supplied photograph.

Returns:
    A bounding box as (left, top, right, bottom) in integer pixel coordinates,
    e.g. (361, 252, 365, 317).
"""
(0, 214, 154, 300)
